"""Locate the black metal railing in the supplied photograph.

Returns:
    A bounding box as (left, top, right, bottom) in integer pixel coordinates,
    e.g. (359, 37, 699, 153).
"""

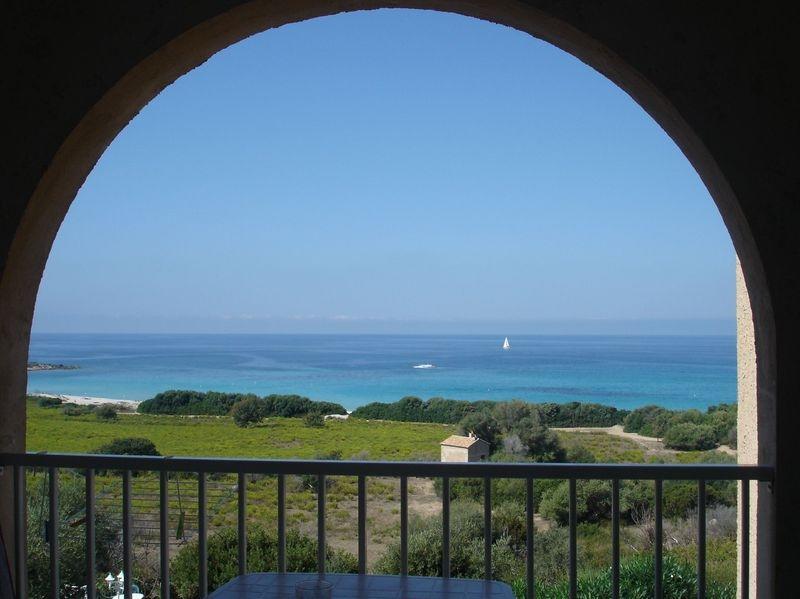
(0, 453, 773, 599)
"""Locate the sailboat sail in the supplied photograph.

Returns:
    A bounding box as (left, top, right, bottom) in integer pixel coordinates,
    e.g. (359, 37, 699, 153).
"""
(502, 337, 510, 350)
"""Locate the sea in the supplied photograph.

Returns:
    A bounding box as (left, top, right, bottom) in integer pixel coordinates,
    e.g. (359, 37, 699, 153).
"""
(26, 334, 736, 412)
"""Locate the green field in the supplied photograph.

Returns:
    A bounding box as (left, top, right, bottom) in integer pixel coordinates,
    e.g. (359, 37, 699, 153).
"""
(27, 399, 454, 460)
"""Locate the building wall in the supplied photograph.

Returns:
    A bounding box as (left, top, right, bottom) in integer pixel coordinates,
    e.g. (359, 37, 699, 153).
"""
(468, 443, 490, 461)
(441, 445, 469, 463)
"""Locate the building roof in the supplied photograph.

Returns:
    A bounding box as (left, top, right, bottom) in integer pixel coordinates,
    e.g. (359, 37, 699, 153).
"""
(440, 434, 488, 448)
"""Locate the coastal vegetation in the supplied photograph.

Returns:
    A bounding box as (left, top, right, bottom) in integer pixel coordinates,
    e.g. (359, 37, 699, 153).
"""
(623, 404, 737, 450)
(351, 397, 627, 428)
(137, 390, 347, 418)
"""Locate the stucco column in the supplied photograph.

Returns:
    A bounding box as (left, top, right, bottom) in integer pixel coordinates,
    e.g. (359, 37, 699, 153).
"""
(736, 259, 774, 598)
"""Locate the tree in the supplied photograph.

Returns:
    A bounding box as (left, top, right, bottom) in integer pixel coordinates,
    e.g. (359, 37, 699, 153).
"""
(514, 412, 565, 462)
(458, 411, 500, 451)
(230, 397, 265, 427)
(491, 400, 532, 432)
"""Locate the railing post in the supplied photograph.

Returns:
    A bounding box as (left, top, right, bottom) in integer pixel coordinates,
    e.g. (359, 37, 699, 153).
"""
(48, 467, 59, 599)
(400, 476, 408, 576)
(317, 474, 326, 575)
(698, 480, 706, 599)
(612, 479, 620, 599)
(13, 465, 27, 599)
(526, 477, 534, 599)
(358, 475, 367, 575)
(442, 476, 450, 578)
(159, 470, 170, 599)
(122, 470, 132, 599)
(238, 472, 247, 576)
(568, 479, 577, 599)
(484, 476, 491, 580)
(277, 474, 286, 573)
(86, 469, 96, 599)
(740, 481, 750, 599)
(654, 479, 663, 599)
(198, 472, 207, 598)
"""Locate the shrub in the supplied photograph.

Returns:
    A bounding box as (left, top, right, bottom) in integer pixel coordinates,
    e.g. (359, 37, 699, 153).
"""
(374, 501, 522, 582)
(565, 444, 596, 463)
(539, 480, 612, 525)
(37, 396, 62, 408)
(171, 526, 357, 598)
(93, 437, 160, 456)
(230, 397, 265, 427)
(95, 404, 118, 420)
(62, 403, 93, 416)
(26, 473, 121, 599)
(624, 405, 672, 437)
(725, 425, 737, 449)
(663, 423, 717, 451)
(511, 553, 734, 599)
(303, 412, 325, 427)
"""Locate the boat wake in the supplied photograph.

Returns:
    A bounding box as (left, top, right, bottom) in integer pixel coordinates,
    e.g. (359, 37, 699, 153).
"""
(413, 363, 436, 369)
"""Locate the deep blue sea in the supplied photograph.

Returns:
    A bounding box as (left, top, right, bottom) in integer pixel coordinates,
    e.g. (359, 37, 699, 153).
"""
(27, 334, 736, 411)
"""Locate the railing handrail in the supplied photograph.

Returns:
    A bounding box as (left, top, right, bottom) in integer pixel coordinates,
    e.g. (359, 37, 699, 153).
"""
(0, 451, 774, 481)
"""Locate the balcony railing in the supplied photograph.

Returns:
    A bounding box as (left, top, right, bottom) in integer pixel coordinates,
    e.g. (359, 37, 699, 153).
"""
(0, 453, 773, 599)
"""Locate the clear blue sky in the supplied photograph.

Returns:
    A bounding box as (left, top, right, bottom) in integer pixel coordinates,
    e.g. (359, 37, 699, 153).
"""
(33, 9, 735, 335)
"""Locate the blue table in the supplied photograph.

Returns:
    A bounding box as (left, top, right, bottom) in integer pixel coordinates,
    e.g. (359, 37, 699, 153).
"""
(208, 573, 515, 598)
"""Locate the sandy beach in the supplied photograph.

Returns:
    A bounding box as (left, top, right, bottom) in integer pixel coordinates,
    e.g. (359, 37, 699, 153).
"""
(31, 392, 139, 411)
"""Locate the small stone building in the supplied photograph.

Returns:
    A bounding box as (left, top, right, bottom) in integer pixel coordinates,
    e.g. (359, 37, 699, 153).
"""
(440, 433, 490, 462)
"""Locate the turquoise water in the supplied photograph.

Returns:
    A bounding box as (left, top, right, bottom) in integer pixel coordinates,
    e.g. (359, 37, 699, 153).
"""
(27, 334, 735, 411)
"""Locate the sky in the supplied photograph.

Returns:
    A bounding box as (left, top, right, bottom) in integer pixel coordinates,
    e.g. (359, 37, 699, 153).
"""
(33, 9, 736, 335)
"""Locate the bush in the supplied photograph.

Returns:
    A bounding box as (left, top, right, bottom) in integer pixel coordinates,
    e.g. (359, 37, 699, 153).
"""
(230, 397, 265, 427)
(93, 437, 160, 456)
(539, 480, 612, 525)
(62, 403, 93, 416)
(663, 423, 718, 451)
(624, 405, 672, 437)
(95, 404, 118, 420)
(171, 526, 357, 598)
(303, 412, 325, 427)
(37, 396, 63, 408)
(26, 473, 121, 599)
(374, 501, 522, 582)
(511, 553, 734, 599)
(535, 401, 628, 428)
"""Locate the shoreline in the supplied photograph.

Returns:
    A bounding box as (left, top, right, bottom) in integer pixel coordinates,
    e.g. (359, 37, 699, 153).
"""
(31, 392, 139, 410)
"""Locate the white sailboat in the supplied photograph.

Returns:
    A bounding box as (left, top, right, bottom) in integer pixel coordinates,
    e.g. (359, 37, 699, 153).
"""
(502, 337, 511, 350)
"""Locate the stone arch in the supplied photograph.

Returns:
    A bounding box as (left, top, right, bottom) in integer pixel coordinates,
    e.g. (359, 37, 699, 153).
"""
(0, 1, 778, 594)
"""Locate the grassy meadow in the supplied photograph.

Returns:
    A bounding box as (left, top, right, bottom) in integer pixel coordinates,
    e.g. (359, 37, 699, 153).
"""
(27, 398, 454, 460)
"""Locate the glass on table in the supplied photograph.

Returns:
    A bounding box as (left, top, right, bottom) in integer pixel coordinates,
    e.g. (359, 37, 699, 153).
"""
(294, 578, 333, 599)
